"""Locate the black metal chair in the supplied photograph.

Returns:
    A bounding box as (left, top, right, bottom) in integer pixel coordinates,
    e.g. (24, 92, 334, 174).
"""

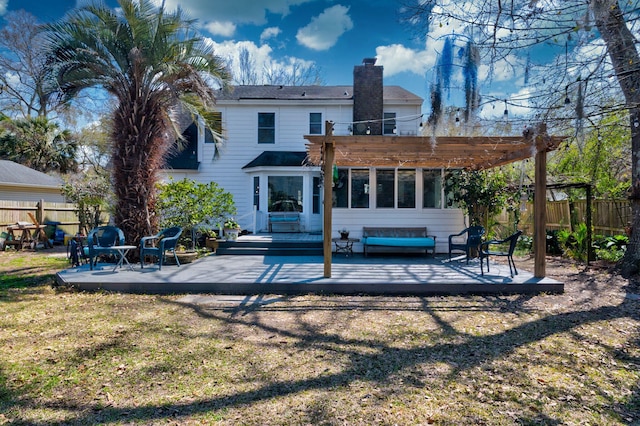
(448, 226, 485, 263)
(480, 230, 523, 277)
(140, 227, 183, 270)
(87, 226, 125, 270)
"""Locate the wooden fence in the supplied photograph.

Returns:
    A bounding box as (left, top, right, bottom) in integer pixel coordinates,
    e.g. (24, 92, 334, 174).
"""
(515, 199, 631, 236)
(0, 199, 83, 238)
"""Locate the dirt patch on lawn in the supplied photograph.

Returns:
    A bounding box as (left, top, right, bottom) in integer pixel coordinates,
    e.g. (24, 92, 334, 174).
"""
(514, 254, 638, 312)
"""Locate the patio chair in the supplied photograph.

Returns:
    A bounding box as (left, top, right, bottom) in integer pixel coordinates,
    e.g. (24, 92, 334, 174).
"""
(480, 230, 523, 277)
(140, 226, 183, 270)
(87, 226, 125, 270)
(67, 235, 88, 267)
(448, 226, 485, 263)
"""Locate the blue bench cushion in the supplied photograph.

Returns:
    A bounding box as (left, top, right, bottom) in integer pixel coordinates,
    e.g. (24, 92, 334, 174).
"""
(362, 236, 435, 248)
(270, 216, 299, 222)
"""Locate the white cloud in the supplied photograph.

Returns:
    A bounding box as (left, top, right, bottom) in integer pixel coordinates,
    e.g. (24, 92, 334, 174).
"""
(260, 27, 282, 43)
(0, 0, 8, 15)
(157, 0, 313, 25)
(375, 44, 436, 77)
(296, 5, 353, 51)
(204, 21, 236, 37)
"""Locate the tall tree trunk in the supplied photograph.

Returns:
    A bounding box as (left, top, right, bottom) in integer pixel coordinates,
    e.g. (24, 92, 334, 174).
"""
(591, 0, 640, 276)
(112, 88, 168, 251)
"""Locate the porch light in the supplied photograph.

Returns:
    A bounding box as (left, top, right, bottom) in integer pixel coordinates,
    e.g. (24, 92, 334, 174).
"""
(366, 126, 371, 135)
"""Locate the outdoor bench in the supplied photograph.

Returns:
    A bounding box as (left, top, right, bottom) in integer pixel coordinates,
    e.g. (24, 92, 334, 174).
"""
(361, 226, 436, 257)
(269, 212, 301, 232)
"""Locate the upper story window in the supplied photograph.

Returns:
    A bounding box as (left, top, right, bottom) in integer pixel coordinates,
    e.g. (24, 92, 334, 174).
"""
(383, 112, 396, 135)
(309, 112, 322, 134)
(204, 112, 222, 143)
(258, 112, 275, 144)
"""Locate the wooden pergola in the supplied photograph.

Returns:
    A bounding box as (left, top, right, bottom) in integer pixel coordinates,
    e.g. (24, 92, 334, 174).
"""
(305, 122, 568, 279)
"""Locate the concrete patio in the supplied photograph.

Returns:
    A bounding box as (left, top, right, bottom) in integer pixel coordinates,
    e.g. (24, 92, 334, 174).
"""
(55, 249, 563, 296)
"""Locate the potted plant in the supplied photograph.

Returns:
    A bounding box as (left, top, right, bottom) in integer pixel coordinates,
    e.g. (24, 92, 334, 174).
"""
(224, 219, 240, 241)
(339, 228, 350, 240)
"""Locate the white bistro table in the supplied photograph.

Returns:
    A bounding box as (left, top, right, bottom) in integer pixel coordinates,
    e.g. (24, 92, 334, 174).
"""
(111, 245, 137, 272)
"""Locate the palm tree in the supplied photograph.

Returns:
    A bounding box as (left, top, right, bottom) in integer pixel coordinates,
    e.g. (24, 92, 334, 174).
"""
(43, 0, 230, 245)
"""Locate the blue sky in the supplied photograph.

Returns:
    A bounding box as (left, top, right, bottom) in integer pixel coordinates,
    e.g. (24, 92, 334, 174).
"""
(3, 0, 538, 118)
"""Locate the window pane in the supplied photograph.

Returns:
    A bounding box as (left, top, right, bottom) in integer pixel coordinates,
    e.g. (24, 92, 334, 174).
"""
(258, 113, 275, 143)
(333, 168, 348, 208)
(376, 169, 395, 208)
(253, 176, 260, 210)
(310, 112, 322, 134)
(444, 170, 460, 208)
(351, 169, 370, 208)
(423, 169, 443, 208)
(268, 176, 303, 212)
(258, 112, 274, 127)
(398, 169, 416, 208)
(313, 176, 320, 214)
(383, 112, 396, 135)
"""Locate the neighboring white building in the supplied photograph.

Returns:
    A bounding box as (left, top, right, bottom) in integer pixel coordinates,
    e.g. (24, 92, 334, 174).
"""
(162, 59, 465, 252)
(0, 160, 65, 203)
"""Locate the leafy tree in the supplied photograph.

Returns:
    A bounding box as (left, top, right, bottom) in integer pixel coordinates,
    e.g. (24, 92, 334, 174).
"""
(404, 1, 640, 275)
(0, 116, 78, 173)
(156, 178, 236, 249)
(549, 110, 631, 199)
(445, 169, 516, 234)
(61, 172, 112, 235)
(43, 0, 231, 247)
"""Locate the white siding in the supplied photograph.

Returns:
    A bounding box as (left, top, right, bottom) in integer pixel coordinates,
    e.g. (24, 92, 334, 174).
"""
(0, 186, 66, 203)
(163, 89, 434, 237)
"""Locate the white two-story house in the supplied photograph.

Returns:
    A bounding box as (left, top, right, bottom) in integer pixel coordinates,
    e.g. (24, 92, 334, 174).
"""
(163, 58, 465, 253)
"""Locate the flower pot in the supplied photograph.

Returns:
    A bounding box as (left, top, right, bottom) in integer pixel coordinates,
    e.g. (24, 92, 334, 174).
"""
(205, 238, 220, 251)
(340, 232, 349, 240)
(165, 250, 198, 265)
(224, 228, 239, 241)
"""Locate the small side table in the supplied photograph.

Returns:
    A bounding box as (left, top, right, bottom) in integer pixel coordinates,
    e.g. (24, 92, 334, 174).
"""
(332, 237, 359, 257)
(111, 245, 137, 272)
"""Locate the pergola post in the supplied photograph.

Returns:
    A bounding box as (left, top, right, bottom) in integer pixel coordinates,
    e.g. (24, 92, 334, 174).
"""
(322, 121, 335, 278)
(534, 129, 548, 278)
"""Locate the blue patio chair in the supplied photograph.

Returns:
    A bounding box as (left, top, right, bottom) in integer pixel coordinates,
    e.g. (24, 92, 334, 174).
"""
(480, 230, 523, 277)
(87, 226, 125, 270)
(140, 227, 183, 270)
(448, 226, 485, 263)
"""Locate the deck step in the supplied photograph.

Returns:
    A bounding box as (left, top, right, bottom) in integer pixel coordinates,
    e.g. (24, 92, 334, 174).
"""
(215, 240, 323, 256)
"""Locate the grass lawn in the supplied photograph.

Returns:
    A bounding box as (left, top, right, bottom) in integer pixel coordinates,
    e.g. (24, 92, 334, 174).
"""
(0, 247, 638, 425)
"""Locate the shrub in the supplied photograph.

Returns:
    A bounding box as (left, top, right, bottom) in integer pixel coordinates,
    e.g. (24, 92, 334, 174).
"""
(593, 234, 628, 263)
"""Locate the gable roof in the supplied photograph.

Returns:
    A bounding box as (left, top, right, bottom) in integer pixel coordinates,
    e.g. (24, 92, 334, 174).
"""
(216, 85, 422, 103)
(0, 160, 63, 188)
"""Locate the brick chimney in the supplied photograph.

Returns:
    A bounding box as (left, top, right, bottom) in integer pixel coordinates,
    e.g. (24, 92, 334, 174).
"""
(353, 58, 383, 135)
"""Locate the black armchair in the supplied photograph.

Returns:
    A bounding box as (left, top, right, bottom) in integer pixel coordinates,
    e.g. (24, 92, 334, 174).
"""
(87, 226, 125, 270)
(480, 230, 523, 277)
(140, 227, 183, 270)
(448, 226, 485, 263)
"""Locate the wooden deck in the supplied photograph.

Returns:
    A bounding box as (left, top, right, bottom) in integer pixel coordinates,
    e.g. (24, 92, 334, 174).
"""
(56, 234, 563, 295)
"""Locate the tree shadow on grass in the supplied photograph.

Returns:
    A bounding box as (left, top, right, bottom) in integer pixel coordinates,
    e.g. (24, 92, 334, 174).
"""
(4, 297, 640, 425)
